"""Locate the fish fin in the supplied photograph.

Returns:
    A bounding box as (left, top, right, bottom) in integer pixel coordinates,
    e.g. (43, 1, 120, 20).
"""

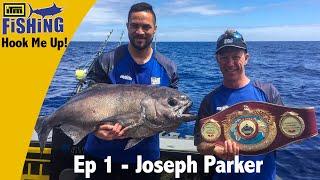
(125, 138, 144, 150)
(60, 125, 89, 145)
(35, 116, 45, 134)
(35, 116, 52, 155)
(27, 4, 33, 19)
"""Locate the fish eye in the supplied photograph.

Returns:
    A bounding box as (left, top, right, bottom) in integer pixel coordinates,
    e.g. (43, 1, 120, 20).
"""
(168, 97, 178, 107)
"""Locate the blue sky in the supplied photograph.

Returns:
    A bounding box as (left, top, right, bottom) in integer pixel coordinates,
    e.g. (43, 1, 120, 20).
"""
(72, 0, 320, 41)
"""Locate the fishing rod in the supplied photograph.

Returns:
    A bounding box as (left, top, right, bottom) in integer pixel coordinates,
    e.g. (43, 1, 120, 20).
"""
(73, 29, 114, 95)
(118, 30, 124, 46)
(73, 28, 128, 95)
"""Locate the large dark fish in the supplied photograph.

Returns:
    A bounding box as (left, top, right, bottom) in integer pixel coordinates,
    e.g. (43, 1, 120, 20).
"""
(36, 84, 197, 153)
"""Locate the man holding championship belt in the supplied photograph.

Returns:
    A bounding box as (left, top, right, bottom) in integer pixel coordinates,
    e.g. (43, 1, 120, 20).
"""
(194, 29, 284, 180)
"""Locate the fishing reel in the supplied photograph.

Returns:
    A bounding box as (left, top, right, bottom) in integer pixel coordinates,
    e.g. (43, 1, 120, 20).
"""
(73, 29, 114, 95)
(74, 68, 88, 94)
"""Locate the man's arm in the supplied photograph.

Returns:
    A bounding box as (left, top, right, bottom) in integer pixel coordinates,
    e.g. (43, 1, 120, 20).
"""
(169, 71, 179, 89)
(195, 98, 216, 154)
(194, 96, 210, 146)
(95, 123, 128, 140)
(86, 53, 113, 86)
(86, 52, 127, 140)
(195, 96, 217, 154)
(195, 95, 239, 160)
(254, 80, 284, 105)
(269, 84, 284, 105)
(154, 51, 179, 89)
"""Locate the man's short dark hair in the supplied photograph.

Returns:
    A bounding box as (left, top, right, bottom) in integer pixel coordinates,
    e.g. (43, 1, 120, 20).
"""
(128, 2, 156, 24)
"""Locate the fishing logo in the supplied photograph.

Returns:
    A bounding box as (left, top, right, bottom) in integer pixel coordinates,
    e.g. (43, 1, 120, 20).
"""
(2, 2, 64, 34)
(3, 3, 25, 17)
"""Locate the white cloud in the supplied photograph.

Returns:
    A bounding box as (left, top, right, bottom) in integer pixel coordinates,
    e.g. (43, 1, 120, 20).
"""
(171, 0, 193, 6)
(73, 0, 320, 41)
(161, 2, 257, 16)
(155, 24, 320, 41)
(81, 0, 138, 25)
(240, 6, 256, 11)
(174, 5, 235, 16)
(239, 24, 320, 41)
(73, 30, 128, 41)
(83, 7, 125, 24)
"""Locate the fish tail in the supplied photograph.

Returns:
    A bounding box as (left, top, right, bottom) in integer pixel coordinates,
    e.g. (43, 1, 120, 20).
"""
(27, 4, 33, 19)
(35, 116, 51, 155)
(35, 115, 45, 134)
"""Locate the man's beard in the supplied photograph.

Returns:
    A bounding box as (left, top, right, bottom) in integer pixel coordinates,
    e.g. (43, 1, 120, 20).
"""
(129, 35, 153, 50)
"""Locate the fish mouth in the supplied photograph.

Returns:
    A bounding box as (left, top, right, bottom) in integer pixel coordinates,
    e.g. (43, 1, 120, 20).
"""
(176, 101, 197, 121)
(177, 101, 192, 113)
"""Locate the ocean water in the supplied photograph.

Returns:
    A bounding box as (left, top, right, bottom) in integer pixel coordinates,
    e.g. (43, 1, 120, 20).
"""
(40, 41, 320, 179)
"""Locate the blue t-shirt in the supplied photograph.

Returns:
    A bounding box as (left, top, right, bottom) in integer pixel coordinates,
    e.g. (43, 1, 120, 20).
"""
(85, 46, 171, 163)
(201, 81, 276, 180)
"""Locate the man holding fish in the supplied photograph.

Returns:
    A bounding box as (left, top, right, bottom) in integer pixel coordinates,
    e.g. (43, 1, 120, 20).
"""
(83, 2, 179, 179)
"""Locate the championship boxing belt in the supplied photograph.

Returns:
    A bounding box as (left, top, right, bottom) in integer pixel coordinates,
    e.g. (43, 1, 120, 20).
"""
(200, 101, 318, 155)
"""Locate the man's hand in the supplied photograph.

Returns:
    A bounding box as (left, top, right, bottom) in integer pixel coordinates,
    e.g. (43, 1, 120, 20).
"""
(214, 140, 240, 160)
(95, 123, 128, 141)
